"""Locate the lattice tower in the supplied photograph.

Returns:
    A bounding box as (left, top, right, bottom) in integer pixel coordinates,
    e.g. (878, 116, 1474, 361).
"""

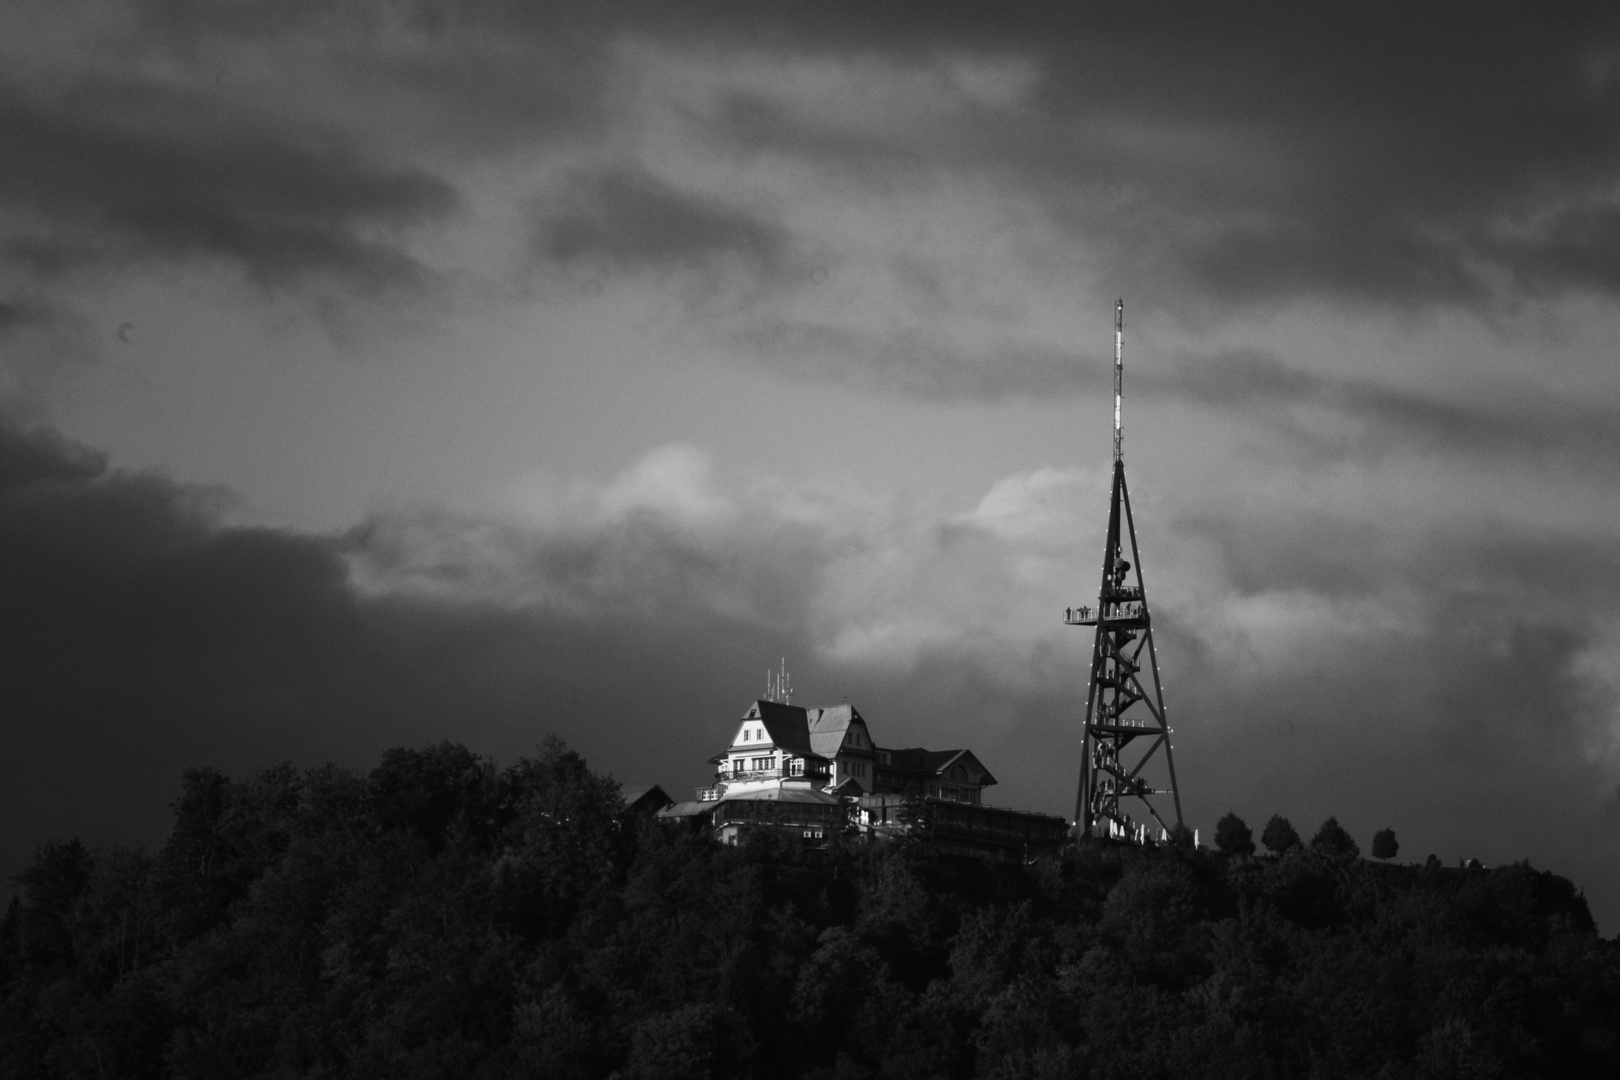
(1065, 299, 1184, 841)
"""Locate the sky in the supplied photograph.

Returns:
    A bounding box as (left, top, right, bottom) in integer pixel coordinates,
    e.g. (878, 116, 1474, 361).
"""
(3, 1, 1620, 931)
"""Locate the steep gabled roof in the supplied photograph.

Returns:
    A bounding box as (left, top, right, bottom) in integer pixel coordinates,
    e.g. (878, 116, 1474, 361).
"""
(710, 700, 826, 763)
(752, 700, 818, 755)
(806, 703, 872, 759)
(620, 784, 673, 813)
(883, 748, 997, 787)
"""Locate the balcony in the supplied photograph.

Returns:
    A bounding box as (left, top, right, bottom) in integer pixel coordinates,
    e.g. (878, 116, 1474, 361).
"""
(700, 764, 827, 801)
(718, 766, 791, 784)
(1064, 602, 1149, 627)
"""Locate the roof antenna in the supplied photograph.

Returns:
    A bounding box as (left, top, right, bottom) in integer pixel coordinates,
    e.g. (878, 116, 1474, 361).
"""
(765, 658, 793, 704)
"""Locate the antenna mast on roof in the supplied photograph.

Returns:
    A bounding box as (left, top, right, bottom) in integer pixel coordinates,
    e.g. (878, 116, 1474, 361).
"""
(1064, 298, 1184, 842)
(765, 658, 793, 704)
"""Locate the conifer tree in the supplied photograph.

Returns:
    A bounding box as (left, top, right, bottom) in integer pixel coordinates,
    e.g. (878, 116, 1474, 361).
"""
(1310, 816, 1360, 858)
(1261, 814, 1301, 855)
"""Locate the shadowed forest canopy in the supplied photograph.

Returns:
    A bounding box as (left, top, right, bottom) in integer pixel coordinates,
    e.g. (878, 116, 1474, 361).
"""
(2, 740, 1617, 1079)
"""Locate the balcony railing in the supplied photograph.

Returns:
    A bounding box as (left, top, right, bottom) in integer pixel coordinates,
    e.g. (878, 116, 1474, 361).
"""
(721, 767, 788, 782)
(700, 765, 828, 800)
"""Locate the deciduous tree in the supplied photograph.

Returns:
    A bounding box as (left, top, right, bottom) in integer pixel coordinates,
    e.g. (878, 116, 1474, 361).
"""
(1214, 812, 1255, 856)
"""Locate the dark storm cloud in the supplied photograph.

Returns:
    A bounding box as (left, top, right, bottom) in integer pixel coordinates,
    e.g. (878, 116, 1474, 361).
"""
(669, 3, 1620, 312)
(3, 418, 1617, 928)
(0, 80, 457, 290)
(1154, 503, 1620, 927)
(0, 420, 812, 896)
(130, 3, 624, 166)
(534, 165, 792, 281)
(126, 2, 1620, 309)
(0, 297, 59, 338)
(1139, 347, 1620, 467)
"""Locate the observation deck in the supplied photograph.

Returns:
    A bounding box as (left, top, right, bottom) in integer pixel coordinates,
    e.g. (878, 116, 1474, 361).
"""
(1062, 590, 1150, 628)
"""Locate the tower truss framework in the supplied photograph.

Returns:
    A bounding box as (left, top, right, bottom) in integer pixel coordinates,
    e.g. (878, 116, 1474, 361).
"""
(1066, 300, 1184, 840)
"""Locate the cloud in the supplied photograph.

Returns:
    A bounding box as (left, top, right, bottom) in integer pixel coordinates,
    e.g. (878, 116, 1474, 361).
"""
(2, 3, 1620, 931)
(14, 3, 1619, 407)
(61, 3, 1620, 318)
(533, 164, 793, 286)
(2, 419, 1618, 928)
(686, 4, 1620, 312)
(1132, 347, 1620, 469)
(0, 80, 457, 290)
(1138, 492, 1620, 906)
(0, 422, 800, 894)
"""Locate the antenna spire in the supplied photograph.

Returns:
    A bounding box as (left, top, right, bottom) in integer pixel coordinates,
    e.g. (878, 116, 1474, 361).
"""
(765, 658, 793, 704)
(1113, 297, 1124, 464)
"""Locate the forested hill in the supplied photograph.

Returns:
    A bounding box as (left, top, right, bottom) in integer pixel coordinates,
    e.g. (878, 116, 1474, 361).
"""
(4, 740, 1617, 1079)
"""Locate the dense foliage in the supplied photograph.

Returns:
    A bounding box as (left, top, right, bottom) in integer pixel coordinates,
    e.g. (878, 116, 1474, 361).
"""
(3, 741, 1617, 1079)
(1213, 812, 1254, 857)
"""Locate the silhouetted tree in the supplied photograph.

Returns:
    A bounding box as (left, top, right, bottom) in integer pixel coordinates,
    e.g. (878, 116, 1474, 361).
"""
(368, 742, 497, 851)
(1371, 828, 1399, 860)
(1261, 814, 1301, 855)
(1310, 816, 1360, 859)
(1214, 812, 1254, 856)
(4, 738, 1619, 1080)
(1167, 822, 1195, 849)
(14, 838, 92, 966)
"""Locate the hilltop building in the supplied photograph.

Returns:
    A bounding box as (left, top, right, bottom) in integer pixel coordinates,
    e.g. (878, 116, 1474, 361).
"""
(705, 700, 995, 805)
(658, 697, 1066, 861)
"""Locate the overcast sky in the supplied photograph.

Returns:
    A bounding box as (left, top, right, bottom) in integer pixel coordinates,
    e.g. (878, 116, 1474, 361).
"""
(4, 1, 1620, 931)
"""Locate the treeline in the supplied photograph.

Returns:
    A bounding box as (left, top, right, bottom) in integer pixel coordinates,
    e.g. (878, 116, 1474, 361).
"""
(3, 740, 1617, 1079)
